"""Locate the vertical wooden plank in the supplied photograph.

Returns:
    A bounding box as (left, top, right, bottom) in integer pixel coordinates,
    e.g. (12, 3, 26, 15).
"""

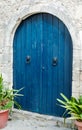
(64, 27, 72, 99)
(24, 16, 32, 110)
(46, 14, 52, 115)
(41, 13, 47, 114)
(37, 14, 43, 114)
(31, 14, 42, 112)
(20, 21, 27, 109)
(58, 20, 65, 116)
(69, 36, 73, 96)
(31, 15, 38, 112)
(13, 21, 24, 107)
(52, 16, 59, 116)
(35, 13, 42, 113)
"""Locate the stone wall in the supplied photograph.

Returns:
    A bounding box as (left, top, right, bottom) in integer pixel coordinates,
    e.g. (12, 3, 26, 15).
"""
(0, 0, 82, 97)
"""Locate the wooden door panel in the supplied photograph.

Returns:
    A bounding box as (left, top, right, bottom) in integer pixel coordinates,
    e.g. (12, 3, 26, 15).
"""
(13, 13, 72, 117)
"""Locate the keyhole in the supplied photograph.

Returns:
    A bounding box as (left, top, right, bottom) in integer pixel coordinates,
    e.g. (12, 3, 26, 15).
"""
(52, 57, 58, 66)
(26, 56, 31, 63)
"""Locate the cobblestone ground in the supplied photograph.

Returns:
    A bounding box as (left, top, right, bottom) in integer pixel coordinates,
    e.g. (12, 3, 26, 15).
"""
(2, 109, 74, 130)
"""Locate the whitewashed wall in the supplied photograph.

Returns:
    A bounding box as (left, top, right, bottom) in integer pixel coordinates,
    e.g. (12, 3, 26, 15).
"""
(0, 0, 82, 97)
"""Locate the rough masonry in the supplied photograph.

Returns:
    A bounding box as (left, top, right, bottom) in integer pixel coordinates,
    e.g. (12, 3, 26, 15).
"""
(0, 0, 82, 97)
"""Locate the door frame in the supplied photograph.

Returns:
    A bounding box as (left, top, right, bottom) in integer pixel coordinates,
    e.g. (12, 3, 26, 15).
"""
(3, 3, 80, 98)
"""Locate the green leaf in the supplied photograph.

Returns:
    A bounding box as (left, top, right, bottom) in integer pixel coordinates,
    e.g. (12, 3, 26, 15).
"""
(60, 93, 69, 102)
(14, 101, 21, 109)
(80, 114, 82, 118)
(0, 74, 24, 110)
(5, 101, 13, 109)
(57, 98, 67, 105)
(57, 93, 82, 120)
(79, 96, 82, 105)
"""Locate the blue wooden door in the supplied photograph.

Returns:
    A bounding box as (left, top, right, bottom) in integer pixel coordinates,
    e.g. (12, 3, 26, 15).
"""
(13, 13, 72, 117)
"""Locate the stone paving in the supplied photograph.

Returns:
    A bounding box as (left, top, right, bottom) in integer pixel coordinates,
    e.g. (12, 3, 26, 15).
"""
(2, 109, 75, 130)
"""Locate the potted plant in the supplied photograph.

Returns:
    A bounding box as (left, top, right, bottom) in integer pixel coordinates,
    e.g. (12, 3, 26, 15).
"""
(0, 74, 23, 129)
(57, 93, 82, 130)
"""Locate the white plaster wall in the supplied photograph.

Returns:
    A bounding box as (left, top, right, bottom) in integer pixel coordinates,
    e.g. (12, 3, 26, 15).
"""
(0, 0, 82, 97)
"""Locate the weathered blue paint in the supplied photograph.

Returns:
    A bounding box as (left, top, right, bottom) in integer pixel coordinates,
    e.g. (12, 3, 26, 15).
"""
(13, 13, 73, 117)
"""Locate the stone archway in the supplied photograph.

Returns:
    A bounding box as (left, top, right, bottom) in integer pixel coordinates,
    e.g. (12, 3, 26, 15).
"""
(3, 3, 80, 97)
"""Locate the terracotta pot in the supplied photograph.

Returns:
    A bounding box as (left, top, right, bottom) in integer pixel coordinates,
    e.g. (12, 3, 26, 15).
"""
(0, 110, 9, 129)
(75, 120, 82, 130)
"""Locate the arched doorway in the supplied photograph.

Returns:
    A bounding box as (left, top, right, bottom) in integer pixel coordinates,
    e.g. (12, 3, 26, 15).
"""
(13, 13, 73, 117)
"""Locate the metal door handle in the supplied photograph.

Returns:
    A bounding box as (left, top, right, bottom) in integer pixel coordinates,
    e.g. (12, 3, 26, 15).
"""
(52, 57, 58, 66)
(26, 56, 31, 63)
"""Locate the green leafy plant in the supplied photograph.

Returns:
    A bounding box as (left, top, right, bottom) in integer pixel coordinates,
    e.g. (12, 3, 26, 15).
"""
(0, 74, 23, 110)
(57, 93, 82, 121)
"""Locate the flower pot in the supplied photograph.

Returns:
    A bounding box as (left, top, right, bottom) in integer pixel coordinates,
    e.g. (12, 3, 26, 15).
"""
(75, 120, 82, 130)
(0, 110, 9, 129)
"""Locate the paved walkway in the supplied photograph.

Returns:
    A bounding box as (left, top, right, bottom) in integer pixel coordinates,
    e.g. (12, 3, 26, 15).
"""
(2, 109, 74, 130)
